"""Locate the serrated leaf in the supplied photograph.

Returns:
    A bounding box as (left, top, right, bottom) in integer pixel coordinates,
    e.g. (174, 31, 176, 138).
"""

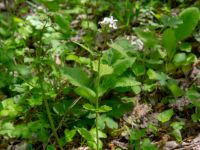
(83, 103, 96, 112)
(114, 77, 141, 88)
(108, 43, 128, 58)
(157, 109, 174, 123)
(62, 67, 90, 87)
(97, 105, 112, 113)
(175, 7, 200, 41)
(75, 86, 96, 103)
(92, 61, 113, 77)
(113, 57, 135, 76)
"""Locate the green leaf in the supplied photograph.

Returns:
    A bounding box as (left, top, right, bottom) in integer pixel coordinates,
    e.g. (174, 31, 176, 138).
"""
(113, 57, 135, 76)
(186, 88, 200, 107)
(75, 87, 96, 103)
(81, 20, 97, 31)
(162, 28, 177, 60)
(141, 138, 158, 150)
(114, 77, 141, 88)
(172, 129, 182, 142)
(175, 7, 200, 41)
(132, 63, 146, 76)
(170, 122, 184, 130)
(147, 69, 168, 85)
(92, 61, 114, 77)
(77, 128, 94, 142)
(160, 15, 183, 28)
(72, 41, 95, 56)
(54, 14, 70, 32)
(180, 42, 192, 52)
(108, 42, 128, 58)
(90, 128, 107, 138)
(157, 109, 174, 123)
(97, 115, 118, 130)
(83, 103, 96, 112)
(167, 80, 183, 97)
(97, 105, 112, 113)
(62, 67, 90, 87)
(130, 129, 146, 141)
(134, 28, 158, 48)
(173, 53, 186, 66)
(64, 129, 76, 143)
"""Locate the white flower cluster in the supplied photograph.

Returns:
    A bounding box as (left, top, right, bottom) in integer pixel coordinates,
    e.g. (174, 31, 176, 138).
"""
(99, 16, 118, 29)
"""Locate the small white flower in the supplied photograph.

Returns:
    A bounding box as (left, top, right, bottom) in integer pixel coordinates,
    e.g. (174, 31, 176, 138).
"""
(99, 16, 118, 29)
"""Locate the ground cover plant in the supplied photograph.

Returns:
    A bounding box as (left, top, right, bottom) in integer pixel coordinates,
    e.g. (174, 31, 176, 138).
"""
(0, 0, 200, 150)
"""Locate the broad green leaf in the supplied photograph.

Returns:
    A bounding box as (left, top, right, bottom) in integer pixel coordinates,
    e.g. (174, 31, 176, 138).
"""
(62, 67, 90, 87)
(108, 43, 128, 58)
(92, 61, 113, 77)
(134, 28, 158, 48)
(90, 128, 107, 138)
(147, 69, 168, 85)
(97, 105, 112, 113)
(170, 122, 184, 130)
(81, 20, 97, 31)
(167, 80, 183, 97)
(186, 88, 200, 107)
(160, 15, 183, 28)
(77, 128, 101, 150)
(75, 87, 96, 103)
(185, 53, 197, 65)
(157, 109, 174, 123)
(104, 117, 118, 129)
(172, 129, 182, 142)
(162, 28, 177, 60)
(173, 53, 186, 66)
(141, 138, 158, 150)
(98, 115, 118, 130)
(175, 7, 200, 41)
(114, 77, 141, 88)
(54, 14, 70, 33)
(131, 86, 141, 94)
(180, 42, 192, 52)
(113, 57, 135, 76)
(132, 63, 146, 76)
(130, 129, 146, 141)
(83, 103, 96, 112)
(64, 129, 76, 143)
(77, 128, 94, 142)
(28, 96, 43, 107)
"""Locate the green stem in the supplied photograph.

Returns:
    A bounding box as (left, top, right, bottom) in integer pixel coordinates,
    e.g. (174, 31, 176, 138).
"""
(44, 98, 63, 150)
(95, 57, 101, 150)
(39, 76, 63, 150)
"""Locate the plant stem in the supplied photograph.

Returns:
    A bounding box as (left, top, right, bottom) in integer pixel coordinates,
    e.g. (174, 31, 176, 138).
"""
(39, 76, 63, 150)
(44, 98, 64, 150)
(95, 57, 101, 150)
